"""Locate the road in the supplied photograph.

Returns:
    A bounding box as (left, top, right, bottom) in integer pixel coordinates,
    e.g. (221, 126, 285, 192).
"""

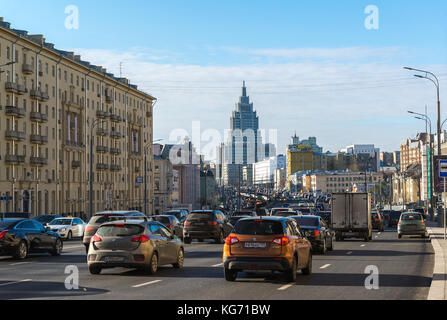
(0, 227, 434, 300)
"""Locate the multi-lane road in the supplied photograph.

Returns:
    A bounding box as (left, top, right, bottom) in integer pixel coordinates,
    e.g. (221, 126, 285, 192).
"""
(0, 228, 434, 300)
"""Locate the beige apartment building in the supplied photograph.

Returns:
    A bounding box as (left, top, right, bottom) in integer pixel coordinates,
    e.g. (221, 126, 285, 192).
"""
(305, 171, 384, 194)
(0, 18, 155, 217)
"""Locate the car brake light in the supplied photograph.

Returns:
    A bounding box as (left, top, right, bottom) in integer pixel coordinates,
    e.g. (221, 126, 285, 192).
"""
(375, 219, 380, 222)
(91, 235, 102, 243)
(86, 226, 95, 232)
(0, 230, 8, 240)
(208, 221, 217, 226)
(313, 230, 320, 237)
(168, 225, 172, 229)
(398, 222, 401, 226)
(131, 235, 150, 243)
(273, 237, 289, 245)
(225, 236, 239, 245)
(421, 220, 425, 225)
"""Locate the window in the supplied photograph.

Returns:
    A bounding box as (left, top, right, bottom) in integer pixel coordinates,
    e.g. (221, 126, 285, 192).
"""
(16, 221, 35, 230)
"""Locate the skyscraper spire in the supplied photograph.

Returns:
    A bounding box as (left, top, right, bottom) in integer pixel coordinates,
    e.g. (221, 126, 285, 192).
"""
(242, 80, 247, 97)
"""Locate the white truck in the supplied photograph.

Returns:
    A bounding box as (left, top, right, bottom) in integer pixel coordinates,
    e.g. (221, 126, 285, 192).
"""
(331, 193, 372, 242)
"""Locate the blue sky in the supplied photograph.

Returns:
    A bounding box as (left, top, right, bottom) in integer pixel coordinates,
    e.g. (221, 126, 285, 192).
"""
(1, 0, 446, 157)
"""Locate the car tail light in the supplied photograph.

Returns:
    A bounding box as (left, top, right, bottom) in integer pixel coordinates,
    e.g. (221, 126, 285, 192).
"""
(208, 221, 217, 226)
(131, 235, 150, 243)
(225, 236, 239, 245)
(313, 230, 320, 237)
(398, 222, 401, 226)
(375, 219, 380, 222)
(421, 220, 425, 226)
(168, 225, 172, 229)
(91, 235, 102, 243)
(184, 221, 191, 226)
(0, 230, 8, 240)
(86, 226, 95, 233)
(273, 237, 289, 245)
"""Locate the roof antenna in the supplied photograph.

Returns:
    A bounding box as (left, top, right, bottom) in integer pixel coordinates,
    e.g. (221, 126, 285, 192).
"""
(119, 62, 123, 78)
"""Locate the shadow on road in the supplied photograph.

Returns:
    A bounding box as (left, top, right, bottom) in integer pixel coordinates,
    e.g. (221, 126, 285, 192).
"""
(328, 249, 433, 257)
(185, 251, 222, 259)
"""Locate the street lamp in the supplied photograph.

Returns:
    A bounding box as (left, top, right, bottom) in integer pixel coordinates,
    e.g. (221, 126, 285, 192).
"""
(89, 119, 107, 218)
(404, 67, 441, 156)
(144, 139, 163, 216)
(0, 61, 16, 74)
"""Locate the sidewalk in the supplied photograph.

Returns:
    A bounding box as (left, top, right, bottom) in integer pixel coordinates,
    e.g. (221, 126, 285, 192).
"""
(426, 221, 447, 300)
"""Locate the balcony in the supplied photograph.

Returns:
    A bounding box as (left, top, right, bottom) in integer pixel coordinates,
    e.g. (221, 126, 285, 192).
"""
(96, 110, 109, 119)
(30, 134, 48, 145)
(5, 82, 18, 93)
(22, 63, 34, 74)
(5, 106, 26, 118)
(96, 163, 109, 170)
(64, 140, 84, 148)
(146, 111, 152, 118)
(41, 92, 50, 101)
(5, 130, 25, 141)
(96, 128, 109, 136)
(110, 148, 121, 155)
(17, 84, 27, 95)
(30, 112, 48, 122)
(30, 157, 48, 166)
(110, 131, 122, 139)
(30, 89, 42, 100)
(110, 114, 122, 122)
(72, 160, 81, 168)
(130, 151, 142, 157)
(105, 95, 114, 103)
(110, 164, 122, 171)
(5, 154, 25, 164)
(96, 145, 109, 153)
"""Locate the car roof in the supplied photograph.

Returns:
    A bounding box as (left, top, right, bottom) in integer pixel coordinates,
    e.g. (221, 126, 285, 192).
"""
(100, 219, 148, 226)
(153, 215, 175, 218)
(94, 211, 143, 216)
(238, 216, 290, 222)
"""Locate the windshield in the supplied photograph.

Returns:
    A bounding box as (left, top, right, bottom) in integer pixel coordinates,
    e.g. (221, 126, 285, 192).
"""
(187, 212, 214, 221)
(153, 216, 171, 225)
(294, 217, 319, 227)
(35, 216, 58, 223)
(233, 220, 284, 235)
(96, 224, 144, 237)
(401, 213, 422, 221)
(49, 219, 72, 225)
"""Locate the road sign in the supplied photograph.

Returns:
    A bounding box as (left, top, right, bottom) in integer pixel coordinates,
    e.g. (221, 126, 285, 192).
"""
(440, 160, 447, 178)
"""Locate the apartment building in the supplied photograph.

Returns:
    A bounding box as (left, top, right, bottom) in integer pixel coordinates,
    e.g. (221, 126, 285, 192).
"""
(0, 18, 155, 216)
(304, 171, 384, 194)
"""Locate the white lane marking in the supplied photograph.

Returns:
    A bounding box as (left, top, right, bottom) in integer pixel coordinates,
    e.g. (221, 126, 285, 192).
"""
(347, 251, 353, 255)
(278, 284, 294, 291)
(378, 232, 381, 235)
(320, 264, 331, 269)
(0, 279, 32, 287)
(360, 244, 366, 247)
(132, 280, 162, 288)
(212, 263, 223, 267)
(9, 262, 30, 266)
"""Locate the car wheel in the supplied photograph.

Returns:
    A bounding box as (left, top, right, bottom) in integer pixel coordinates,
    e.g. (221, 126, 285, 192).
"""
(88, 265, 102, 275)
(224, 268, 238, 281)
(184, 237, 192, 244)
(66, 231, 72, 241)
(173, 249, 184, 269)
(302, 252, 312, 275)
(14, 241, 28, 260)
(398, 234, 402, 239)
(50, 238, 63, 256)
(286, 256, 298, 282)
(147, 252, 158, 275)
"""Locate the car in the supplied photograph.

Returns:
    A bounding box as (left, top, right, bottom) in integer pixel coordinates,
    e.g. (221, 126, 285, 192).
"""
(371, 211, 385, 232)
(0, 219, 63, 259)
(255, 208, 270, 216)
(48, 217, 86, 240)
(231, 210, 256, 217)
(398, 212, 428, 239)
(291, 215, 334, 254)
(274, 210, 302, 217)
(222, 217, 312, 282)
(83, 211, 146, 253)
(0, 212, 33, 219)
(152, 215, 184, 239)
(33, 215, 63, 227)
(270, 208, 295, 216)
(165, 209, 189, 223)
(87, 219, 184, 275)
(229, 215, 252, 226)
(315, 211, 331, 225)
(183, 210, 233, 244)
(387, 211, 402, 228)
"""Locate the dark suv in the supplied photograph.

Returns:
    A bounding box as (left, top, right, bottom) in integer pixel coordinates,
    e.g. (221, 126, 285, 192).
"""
(183, 210, 233, 244)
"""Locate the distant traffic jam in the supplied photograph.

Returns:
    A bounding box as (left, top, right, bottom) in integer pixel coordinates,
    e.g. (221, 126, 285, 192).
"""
(0, 191, 428, 282)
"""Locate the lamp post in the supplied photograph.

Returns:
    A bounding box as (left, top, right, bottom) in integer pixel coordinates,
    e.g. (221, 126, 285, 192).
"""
(89, 119, 107, 218)
(143, 139, 163, 216)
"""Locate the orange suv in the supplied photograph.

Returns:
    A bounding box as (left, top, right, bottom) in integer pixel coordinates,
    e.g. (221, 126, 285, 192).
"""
(223, 217, 312, 282)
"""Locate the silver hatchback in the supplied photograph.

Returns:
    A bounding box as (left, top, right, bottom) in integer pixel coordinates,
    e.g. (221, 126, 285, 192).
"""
(398, 212, 427, 239)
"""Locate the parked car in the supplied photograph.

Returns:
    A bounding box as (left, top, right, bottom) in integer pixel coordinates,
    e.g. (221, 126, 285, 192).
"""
(165, 209, 189, 223)
(0, 219, 63, 259)
(292, 215, 334, 254)
(152, 215, 184, 239)
(371, 211, 385, 232)
(48, 217, 86, 240)
(183, 210, 233, 244)
(82, 211, 146, 253)
(87, 219, 184, 275)
(33, 215, 63, 227)
(398, 212, 428, 239)
(222, 217, 312, 282)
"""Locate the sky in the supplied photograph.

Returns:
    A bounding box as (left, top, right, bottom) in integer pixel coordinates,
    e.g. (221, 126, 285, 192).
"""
(1, 0, 446, 159)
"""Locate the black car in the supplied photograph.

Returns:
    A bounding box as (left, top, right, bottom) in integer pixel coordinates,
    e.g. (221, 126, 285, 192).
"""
(152, 215, 184, 239)
(33, 214, 63, 227)
(165, 209, 189, 223)
(255, 208, 270, 216)
(387, 211, 402, 228)
(371, 211, 385, 232)
(229, 215, 252, 226)
(292, 215, 334, 254)
(0, 219, 63, 259)
(183, 210, 233, 244)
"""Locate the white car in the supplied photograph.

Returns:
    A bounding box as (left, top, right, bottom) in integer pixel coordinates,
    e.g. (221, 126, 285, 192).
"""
(48, 217, 86, 240)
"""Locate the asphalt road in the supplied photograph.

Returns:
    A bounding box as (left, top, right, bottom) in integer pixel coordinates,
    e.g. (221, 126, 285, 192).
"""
(0, 227, 434, 300)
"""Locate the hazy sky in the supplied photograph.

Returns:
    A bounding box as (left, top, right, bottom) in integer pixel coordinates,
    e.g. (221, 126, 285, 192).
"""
(2, 0, 446, 158)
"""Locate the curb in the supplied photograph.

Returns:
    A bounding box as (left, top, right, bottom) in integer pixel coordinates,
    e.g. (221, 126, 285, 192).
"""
(427, 227, 446, 300)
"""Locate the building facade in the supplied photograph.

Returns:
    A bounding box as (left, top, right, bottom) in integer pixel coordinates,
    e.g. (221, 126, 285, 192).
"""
(0, 18, 155, 216)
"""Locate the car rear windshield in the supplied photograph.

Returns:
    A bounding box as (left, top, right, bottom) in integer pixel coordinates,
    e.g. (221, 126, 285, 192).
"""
(233, 220, 284, 235)
(96, 224, 144, 237)
(187, 212, 214, 221)
(401, 214, 422, 221)
(89, 215, 125, 225)
(35, 216, 58, 223)
(294, 217, 319, 227)
(49, 219, 72, 225)
(153, 216, 170, 225)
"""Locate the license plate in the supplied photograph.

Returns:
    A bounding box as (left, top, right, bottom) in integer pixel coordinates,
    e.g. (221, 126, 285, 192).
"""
(244, 242, 266, 248)
(104, 256, 125, 262)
